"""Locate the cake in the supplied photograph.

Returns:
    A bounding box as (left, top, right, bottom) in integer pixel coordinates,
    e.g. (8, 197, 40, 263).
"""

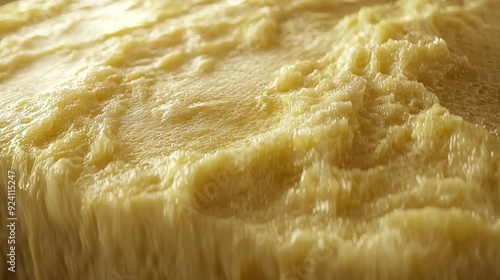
(0, 0, 499, 279)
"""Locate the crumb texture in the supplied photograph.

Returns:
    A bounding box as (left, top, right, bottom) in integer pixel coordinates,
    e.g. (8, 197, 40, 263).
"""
(0, 0, 499, 279)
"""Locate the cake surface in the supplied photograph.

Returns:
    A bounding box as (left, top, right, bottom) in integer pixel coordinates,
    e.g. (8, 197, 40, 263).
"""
(0, 0, 500, 279)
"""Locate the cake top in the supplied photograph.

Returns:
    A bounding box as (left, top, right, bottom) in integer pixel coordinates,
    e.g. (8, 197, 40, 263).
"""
(1, 1, 500, 279)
